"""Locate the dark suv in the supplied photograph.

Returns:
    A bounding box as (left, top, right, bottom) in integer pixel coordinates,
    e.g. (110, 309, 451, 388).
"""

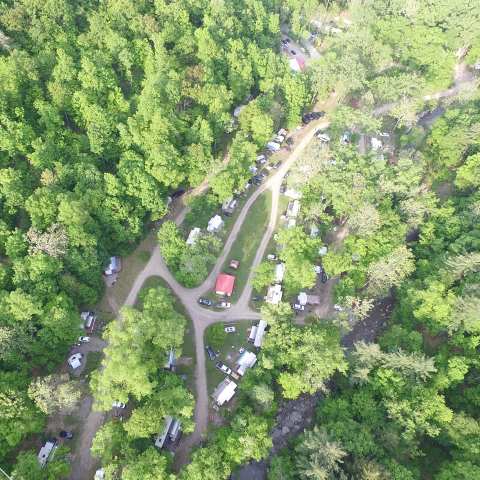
(206, 345, 217, 360)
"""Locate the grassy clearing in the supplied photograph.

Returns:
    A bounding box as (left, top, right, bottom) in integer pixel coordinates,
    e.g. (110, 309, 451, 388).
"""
(83, 351, 103, 379)
(204, 320, 254, 393)
(133, 276, 197, 394)
(250, 192, 289, 311)
(216, 191, 272, 302)
(98, 229, 157, 313)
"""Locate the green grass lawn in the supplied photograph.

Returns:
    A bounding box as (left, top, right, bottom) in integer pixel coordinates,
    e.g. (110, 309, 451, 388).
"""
(97, 229, 157, 313)
(133, 276, 197, 395)
(204, 320, 255, 394)
(250, 192, 289, 311)
(216, 191, 272, 302)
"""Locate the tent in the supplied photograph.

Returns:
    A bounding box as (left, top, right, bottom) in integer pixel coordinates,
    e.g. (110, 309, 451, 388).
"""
(207, 215, 224, 233)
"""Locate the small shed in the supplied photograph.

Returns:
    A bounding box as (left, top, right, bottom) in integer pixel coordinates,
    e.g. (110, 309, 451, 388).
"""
(38, 441, 57, 467)
(236, 351, 257, 376)
(212, 378, 237, 406)
(229, 259, 240, 270)
(274, 263, 285, 283)
(266, 284, 283, 305)
(186, 227, 201, 246)
(104, 256, 121, 276)
(215, 273, 235, 296)
(254, 320, 268, 348)
(207, 215, 224, 233)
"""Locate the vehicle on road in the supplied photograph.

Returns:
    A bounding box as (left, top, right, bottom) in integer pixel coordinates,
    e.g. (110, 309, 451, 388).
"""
(78, 336, 90, 344)
(218, 301, 231, 309)
(302, 111, 325, 124)
(68, 353, 83, 370)
(225, 326, 236, 333)
(216, 362, 232, 375)
(206, 345, 217, 360)
(112, 401, 126, 409)
(198, 297, 213, 306)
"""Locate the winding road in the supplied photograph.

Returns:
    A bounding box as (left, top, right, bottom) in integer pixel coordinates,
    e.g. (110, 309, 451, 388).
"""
(68, 117, 325, 479)
(68, 65, 479, 478)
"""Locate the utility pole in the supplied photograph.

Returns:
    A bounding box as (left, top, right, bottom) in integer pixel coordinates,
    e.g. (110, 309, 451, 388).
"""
(0, 466, 12, 480)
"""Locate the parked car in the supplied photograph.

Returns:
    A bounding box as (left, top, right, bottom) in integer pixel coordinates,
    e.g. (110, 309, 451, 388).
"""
(218, 302, 231, 309)
(252, 175, 263, 185)
(302, 111, 325, 124)
(78, 336, 90, 344)
(321, 271, 328, 283)
(256, 154, 267, 164)
(293, 304, 305, 311)
(272, 161, 281, 169)
(198, 297, 213, 306)
(267, 254, 277, 261)
(252, 295, 262, 301)
(280, 185, 286, 194)
(59, 430, 73, 439)
(68, 353, 83, 370)
(286, 137, 294, 145)
(206, 345, 217, 360)
(225, 326, 236, 333)
(112, 401, 126, 409)
(216, 362, 232, 375)
(290, 49, 296, 55)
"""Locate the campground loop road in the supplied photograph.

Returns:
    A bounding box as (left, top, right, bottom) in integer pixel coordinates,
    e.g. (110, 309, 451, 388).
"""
(70, 68, 479, 478)
(123, 119, 325, 468)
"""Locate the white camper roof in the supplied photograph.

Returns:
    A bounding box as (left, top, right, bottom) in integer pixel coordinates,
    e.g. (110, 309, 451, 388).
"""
(207, 215, 224, 232)
(155, 416, 173, 449)
(212, 378, 237, 406)
(275, 263, 285, 283)
(236, 351, 257, 376)
(298, 292, 308, 306)
(254, 320, 267, 348)
(266, 284, 282, 305)
(38, 441, 56, 467)
(186, 227, 201, 246)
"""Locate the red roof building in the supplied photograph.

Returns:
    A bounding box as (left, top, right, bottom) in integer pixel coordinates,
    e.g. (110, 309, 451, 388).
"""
(215, 273, 235, 297)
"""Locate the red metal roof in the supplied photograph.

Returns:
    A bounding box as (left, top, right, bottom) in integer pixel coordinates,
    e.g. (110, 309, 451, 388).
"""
(215, 273, 235, 296)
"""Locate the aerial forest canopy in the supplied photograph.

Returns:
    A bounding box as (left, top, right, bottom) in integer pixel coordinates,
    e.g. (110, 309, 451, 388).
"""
(1, 0, 480, 479)
(0, 0, 310, 466)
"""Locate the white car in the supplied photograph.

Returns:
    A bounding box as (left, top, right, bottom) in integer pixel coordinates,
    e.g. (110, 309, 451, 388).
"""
(78, 336, 90, 343)
(216, 362, 232, 375)
(219, 302, 231, 309)
(256, 154, 267, 164)
(112, 401, 126, 409)
(225, 326, 236, 333)
(68, 353, 83, 369)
